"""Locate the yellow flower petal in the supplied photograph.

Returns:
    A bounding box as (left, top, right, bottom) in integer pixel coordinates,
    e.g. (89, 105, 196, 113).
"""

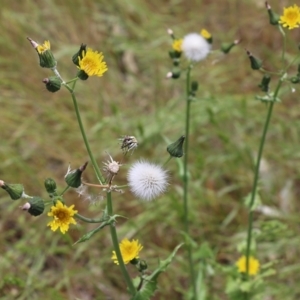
(279, 4, 300, 30)
(37, 40, 51, 54)
(112, 238, 143, 265)
(236, 255, 260, 276)
(78, 48, 108, 77)
(172, 39, 183, 52)
(47, 200, 78, 234)
(200, 29, 212, 39)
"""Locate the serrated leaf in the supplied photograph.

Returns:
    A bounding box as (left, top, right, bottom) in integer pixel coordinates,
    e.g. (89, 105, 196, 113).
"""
(255, 94, 281, 103)
(73, 223, 107, 245)
(130, 244, 183, 300)
(244, 192, 262, 211)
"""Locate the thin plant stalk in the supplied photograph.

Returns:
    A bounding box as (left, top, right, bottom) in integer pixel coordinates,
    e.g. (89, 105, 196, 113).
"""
(63, 84, 136, 296)
(245, 77, 283, 283)
(183, 64, 197, 299)
(107, 191, 136, 295)
(64, 83, 105, 185)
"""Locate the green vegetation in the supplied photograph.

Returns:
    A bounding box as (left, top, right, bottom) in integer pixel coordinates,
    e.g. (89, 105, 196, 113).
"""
(1, 0, 300, 299)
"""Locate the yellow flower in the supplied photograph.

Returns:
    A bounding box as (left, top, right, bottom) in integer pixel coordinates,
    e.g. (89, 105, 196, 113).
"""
(236, 255, 260, 276)
(112, 238, 143, 265)
(47, 200, 78, 234)
(200, 29, 212, 39)
(78, 48, 108, 77)
(172, 39, 183, 52)
(37, 40, 51, 54)
(279, 4, 300, 30)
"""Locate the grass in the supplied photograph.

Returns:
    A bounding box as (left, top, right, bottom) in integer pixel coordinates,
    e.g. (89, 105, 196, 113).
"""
(1, 0, 300, 299)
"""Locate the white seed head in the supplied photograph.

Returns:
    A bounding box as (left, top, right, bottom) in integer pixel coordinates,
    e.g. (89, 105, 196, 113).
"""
(182, 33, 211, 62)
(103, 155, 121, 175)
(127, 160, 169, 201)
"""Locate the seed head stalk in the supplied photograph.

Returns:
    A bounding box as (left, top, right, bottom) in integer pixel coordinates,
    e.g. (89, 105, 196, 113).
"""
(183, 64, 197, 299)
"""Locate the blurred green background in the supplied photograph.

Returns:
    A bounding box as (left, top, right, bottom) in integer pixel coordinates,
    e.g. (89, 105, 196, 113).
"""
(1, 0, 300, 299)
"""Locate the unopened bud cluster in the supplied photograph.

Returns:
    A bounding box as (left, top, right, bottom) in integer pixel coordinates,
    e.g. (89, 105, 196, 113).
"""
(0, 179, 45, 216)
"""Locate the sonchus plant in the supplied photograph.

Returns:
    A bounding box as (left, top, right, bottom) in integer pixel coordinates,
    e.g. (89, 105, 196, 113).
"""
(223, 3, 300, 300)
(0, 37, 183, 300)
(167, 27, 239, 299)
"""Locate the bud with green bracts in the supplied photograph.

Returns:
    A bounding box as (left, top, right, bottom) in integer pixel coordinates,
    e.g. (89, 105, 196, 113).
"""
(167, 135, 185, 158)
(0, 180, 24, 200)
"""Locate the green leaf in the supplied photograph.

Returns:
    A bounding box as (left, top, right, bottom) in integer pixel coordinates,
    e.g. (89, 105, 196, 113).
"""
(195, 262, 207, 300)
(130, 244, 183, 300)
(255, 93, 281, 103)
(73, 223, 107, 245)
(244, 192, 262, 211)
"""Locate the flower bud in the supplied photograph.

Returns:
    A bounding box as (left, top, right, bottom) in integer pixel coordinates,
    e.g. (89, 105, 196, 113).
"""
(27, 38, 56, 69)
(169, 51, 181, 62)
(65, 162, 88, 188)
(170, 67, 181, 79)
(22, 196, 45, 216)
(290, 76, 300, 84)
(191, 81, 198, 93)
(72, 44, 87, 66)
(167, 28, 175, 39)
(221, 39, 240, 54)
(246, 50, 262, 70)
(167, 135, 185, 158)
(129, 258, 139, 265)
(44, 178, 57, 194)
(0, 180, 24, 200)
(265, 2, 280, 25)
(43, 76, 61, 93)
(139, 259, 148, 272)
(258, 74, 271, 92)
(137, 259, 148, 272)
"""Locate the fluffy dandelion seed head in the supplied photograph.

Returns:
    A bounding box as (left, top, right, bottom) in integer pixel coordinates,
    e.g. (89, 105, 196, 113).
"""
(47, 200, 78, 234)
(78, 48, 108, 77)
(279, 4, 300, 30)
(236, 255, 260, 276)
(111, 238, 143, 264)
(37, 40, 51, 54)
(181, 33, 211, 62)
(127, 160, 169, 201)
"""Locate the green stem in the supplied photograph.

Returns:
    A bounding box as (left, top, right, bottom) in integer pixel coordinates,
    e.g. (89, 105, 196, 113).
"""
(64, 84, 135, 295)
(163, 156, 173, 166)
(278, 25, 286, 64)
(75, 213, 107, 223)
(183, 64, 197, 299)
(60, 186, 70, 196)
(106, 191, 136, 295)
(245, 77, 283, 278)
(63, 84, 105, 184)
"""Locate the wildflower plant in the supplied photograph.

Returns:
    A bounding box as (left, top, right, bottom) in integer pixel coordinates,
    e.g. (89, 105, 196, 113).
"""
(222, 2, 300, 299)
(167, 27, 239, 298)
(2, 2, 299, 299)
(0, 36, 183, 299)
